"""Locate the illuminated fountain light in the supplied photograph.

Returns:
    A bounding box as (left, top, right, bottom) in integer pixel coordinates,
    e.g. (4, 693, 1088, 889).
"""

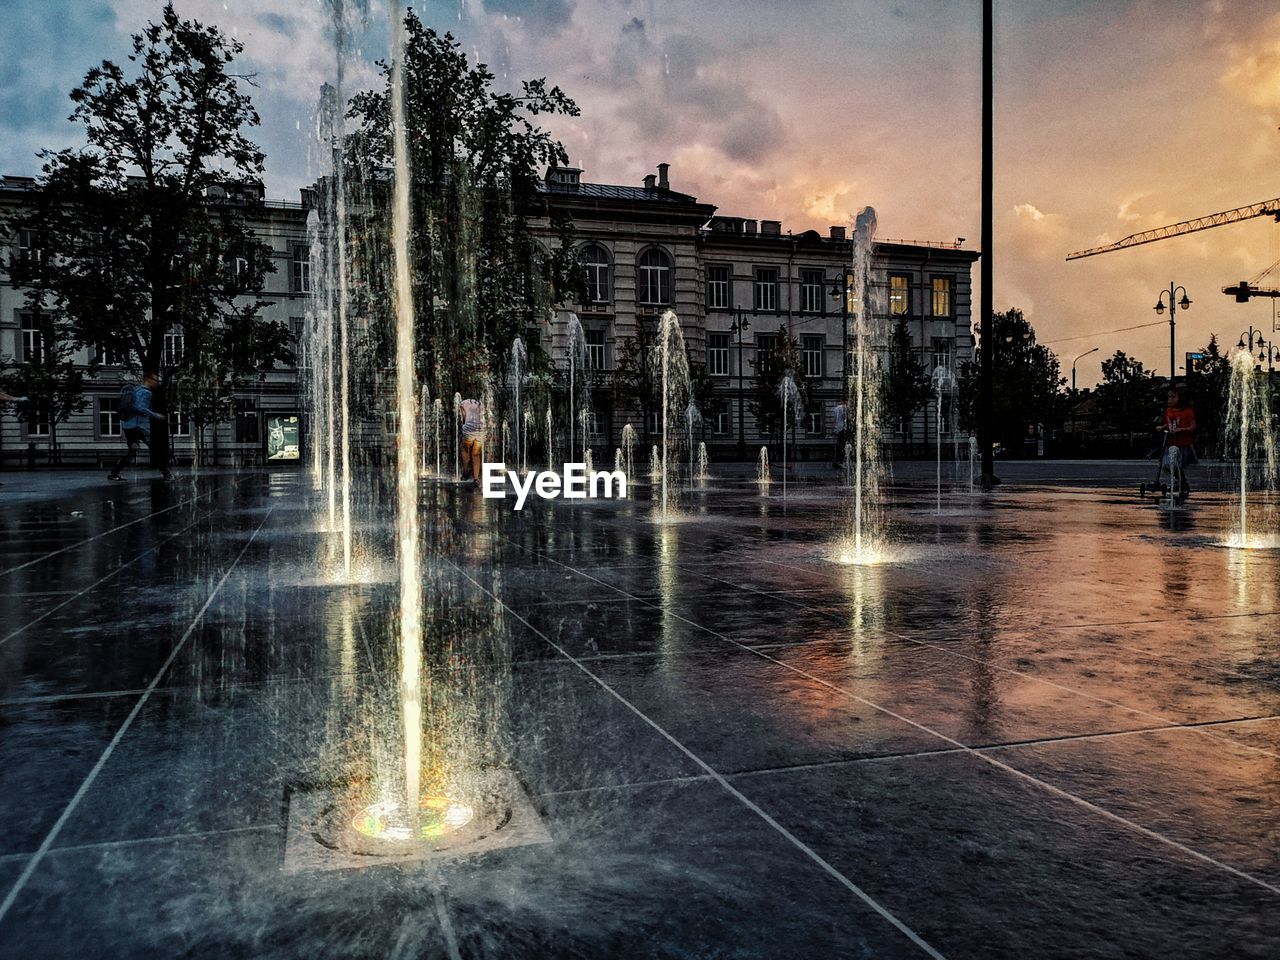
(352, 794, 475, 842)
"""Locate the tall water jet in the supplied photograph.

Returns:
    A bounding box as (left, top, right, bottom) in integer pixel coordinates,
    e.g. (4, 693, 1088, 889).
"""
(841, 207, 887, 564)
(433, 398, 444, 478)
(621, 422, 637, 480)
(758, 446, 771, 489)
(501, 419, 510, 464)
(419, 384, 431, 473)
(615, 447, 624, 474)
(579, 408, 591, 462)
(650, 444, 662, 483)
(453, 392, 463, 481)
(932, 363, 955, 515)
(523, 407, 533, 472)
(1226, 349, 1279, 548)
(545, 405, 553, 472)
(777, 372, 801, 501)
(565, 313, 588, 461)
(510, 336, 526, 469)
(697, 441, 710, 482)
(685, 401, 700, 492)
(653, 310, 690, 518)
(388, 0, 422, 837)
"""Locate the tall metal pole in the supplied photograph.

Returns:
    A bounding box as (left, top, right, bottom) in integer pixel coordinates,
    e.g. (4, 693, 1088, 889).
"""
(735, 306, 746, 460)
(1167, 281, 1176, 385)
(979, 0, 996, 487)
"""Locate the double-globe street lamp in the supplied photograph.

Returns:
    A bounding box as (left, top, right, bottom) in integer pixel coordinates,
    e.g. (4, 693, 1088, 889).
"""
(1239, 328, 1279, 372)
(1153, 283, 1191, 382)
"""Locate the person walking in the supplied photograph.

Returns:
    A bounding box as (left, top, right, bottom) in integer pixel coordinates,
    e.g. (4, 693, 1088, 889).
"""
(459, 393, 485, 485)
(108, 372, 172, 481)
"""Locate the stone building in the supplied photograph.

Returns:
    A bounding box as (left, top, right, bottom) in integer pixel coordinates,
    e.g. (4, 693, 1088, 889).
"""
(539, 161, 980, 460)
(0, 164, 977, 467)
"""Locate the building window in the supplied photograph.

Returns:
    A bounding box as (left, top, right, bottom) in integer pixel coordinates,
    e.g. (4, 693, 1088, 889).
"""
(706, 264, 731, 310)
(805, 400, 823, 436)
(753, 267, 779, 313)
(163, 332, 184, 369)
(26, 403, 50, 438)
(931, 337, 951, 371)
(931, 276, 953, 317)
(889, 274, 911, 316)
(646, 409, 661, 435)
(170, 408, 191, 437)
(637, 248, 672, 306)
(20, 312, 44, 365)
(800, 269, 824, 313)
(95, 343, 125, 366)
(99, 398, 121, 437)
(583, 243, 611, 304)
(755, 333, 777, 370)
(291, 245, 311, 294)
(803, 335, 824, 378)
(708, 332, 730, 376)
(17, 228, 43, 266)
(713, 404, 730, 435)
(585, 327, 606, 370)
(384, 411, 399, 435)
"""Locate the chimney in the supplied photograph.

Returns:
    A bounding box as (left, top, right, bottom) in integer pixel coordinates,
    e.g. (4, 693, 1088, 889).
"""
(829, 226, 846, 241)
(743, 220, 757, 236)
(643, 173, 657, 190)
(760, 219, 781, 237)
(657, 162, 670, 190)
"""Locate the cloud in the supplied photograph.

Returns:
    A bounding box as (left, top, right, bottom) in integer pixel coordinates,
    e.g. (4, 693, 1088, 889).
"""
(1220, 13, 1280, 107)
(1014, 203, 1047, 222)
(482, 0, 575, 33)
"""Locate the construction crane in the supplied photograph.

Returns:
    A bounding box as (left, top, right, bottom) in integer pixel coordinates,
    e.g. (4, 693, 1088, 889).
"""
(1223, 280, 1280, 302)
(1066, 197, 1280, 261)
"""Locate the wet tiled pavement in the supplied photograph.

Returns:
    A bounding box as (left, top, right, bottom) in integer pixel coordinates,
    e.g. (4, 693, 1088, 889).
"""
(0, 466, 1277, 958)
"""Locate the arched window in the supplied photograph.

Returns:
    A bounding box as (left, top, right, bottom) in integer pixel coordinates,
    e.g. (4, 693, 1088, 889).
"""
(582, 243, 611, 304)
(637, 247, 672, 306)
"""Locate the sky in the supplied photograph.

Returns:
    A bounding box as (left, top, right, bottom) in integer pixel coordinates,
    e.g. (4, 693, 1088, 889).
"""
(3, 0, 1280, 386)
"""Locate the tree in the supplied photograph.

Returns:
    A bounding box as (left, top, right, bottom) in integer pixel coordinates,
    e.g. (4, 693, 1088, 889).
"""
(749, 324, 807, 442)
(957, 308, 1065, 453)
(885, 318, 932, 450)
(3, 4, 291, 394)
(1, 312, 87, 464)
(1096, 350, 1161, 448)
(345, 14, 584, 408)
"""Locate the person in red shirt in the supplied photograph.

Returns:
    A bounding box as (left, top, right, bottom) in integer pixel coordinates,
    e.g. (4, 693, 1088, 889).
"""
(1163, 385, 1198, 495)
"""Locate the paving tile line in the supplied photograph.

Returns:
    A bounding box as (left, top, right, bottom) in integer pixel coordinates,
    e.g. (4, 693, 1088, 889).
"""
(0, 504, 277, 929)
(537, 713, 1280, 803)
(444, 557, 947, 960)
(680, 561, 1280, 766)
(511, 536, 1280, 900)
(0, 481, 268, 652)
(0, 473, 258, 580)
(5, 709, 1273, 868)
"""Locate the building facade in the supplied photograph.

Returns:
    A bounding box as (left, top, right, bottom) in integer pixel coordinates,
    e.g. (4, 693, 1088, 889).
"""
(0, 164, 977, 467)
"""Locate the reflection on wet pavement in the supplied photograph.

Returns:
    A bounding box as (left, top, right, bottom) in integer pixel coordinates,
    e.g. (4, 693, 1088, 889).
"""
(0, 468, 1278, 958)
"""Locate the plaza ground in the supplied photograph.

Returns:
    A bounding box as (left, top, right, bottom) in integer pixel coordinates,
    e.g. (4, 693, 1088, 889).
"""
(0, 461, 1277, 958)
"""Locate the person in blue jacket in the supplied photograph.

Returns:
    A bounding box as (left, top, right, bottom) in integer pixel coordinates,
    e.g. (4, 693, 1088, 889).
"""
(107, 371, 173, 481)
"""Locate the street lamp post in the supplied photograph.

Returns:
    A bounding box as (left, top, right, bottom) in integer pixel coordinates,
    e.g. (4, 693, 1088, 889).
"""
(1072, 346, 1099, 393)
(1153, 283, 1191, 386)
(731, 305, 751, 460)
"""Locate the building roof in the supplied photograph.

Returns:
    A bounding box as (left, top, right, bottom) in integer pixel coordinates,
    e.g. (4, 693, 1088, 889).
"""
(538, 180, 700, 204)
